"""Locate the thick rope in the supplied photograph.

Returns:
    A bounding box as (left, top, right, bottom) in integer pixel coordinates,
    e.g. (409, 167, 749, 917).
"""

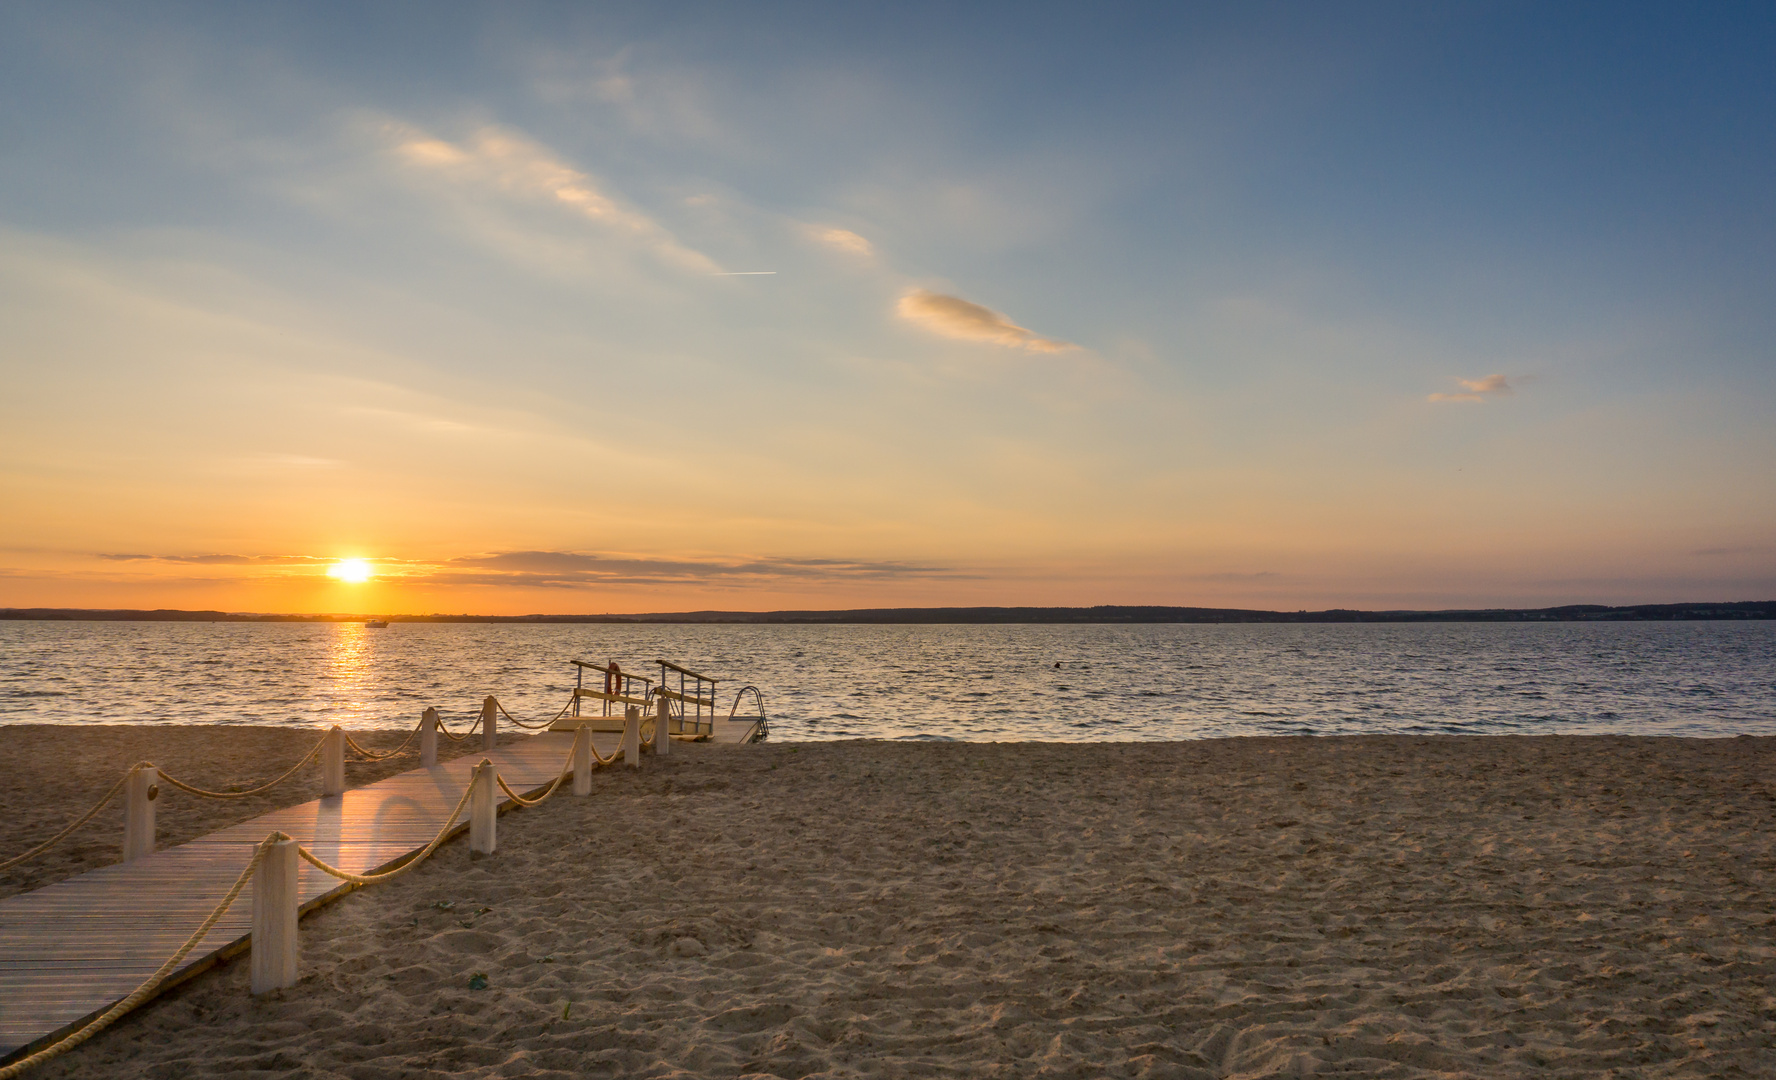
(491, 696, 572, 731)
(0, 835, 273, 1080)
(584, 732, 623, 767)
(343, 719, 422, 761)
(435, 714, 472, 741)
(0, 764, 148, 872)
(295, 778, 475, 885)
(155, 738, 324, 800)
(494, 739, 580, 808)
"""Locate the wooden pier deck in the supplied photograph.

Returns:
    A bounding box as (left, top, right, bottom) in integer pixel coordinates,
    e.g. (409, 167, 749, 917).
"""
(0, 720, 760, 1063)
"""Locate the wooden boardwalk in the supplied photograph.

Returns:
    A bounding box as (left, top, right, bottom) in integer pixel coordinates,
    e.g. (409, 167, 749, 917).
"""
(0, 719, 759, 1063)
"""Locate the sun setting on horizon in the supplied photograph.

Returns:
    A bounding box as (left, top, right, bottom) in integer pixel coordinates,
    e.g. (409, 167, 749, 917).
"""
(327, 559, 374, 585)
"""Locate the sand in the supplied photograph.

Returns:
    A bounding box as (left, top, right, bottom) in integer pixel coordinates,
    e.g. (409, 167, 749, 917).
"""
(4, 731, 1774, 1078)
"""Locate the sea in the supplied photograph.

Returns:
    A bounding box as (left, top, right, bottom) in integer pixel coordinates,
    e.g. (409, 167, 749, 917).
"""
(1, 620, 1773, 741)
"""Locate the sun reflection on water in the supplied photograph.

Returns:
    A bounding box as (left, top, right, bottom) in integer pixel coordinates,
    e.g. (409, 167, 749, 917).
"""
(323, 622, 374, 723)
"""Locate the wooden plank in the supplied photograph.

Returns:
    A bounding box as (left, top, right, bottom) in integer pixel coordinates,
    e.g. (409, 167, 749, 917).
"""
(654, 688, 716, 708)
(572, 688, 651, 706)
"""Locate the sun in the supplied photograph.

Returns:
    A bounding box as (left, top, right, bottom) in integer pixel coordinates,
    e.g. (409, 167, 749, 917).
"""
(328, 558, 373, 584)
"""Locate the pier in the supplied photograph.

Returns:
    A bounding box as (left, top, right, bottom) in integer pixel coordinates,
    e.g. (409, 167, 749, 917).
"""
(0, 703, 764, 1069)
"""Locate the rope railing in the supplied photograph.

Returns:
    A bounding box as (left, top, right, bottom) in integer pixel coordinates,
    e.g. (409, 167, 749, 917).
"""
(584, 728, 625, 767)
(292, 776, 476, 885)
(0, 702, 508, 868)
(434, 714, 473, 741)
(0, 834, 275, 1080)
(494, 738, 581, 807)
(342, 718, 423, 761)
(491, 695, 575, 731)
(155, 738, 326, 800)
(0, 764, 148, 872)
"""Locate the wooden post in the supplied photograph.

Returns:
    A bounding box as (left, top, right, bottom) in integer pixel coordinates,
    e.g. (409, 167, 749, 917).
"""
(250, 837, 300, 994)
(469, 760, 496, 855)
(420, 707, 438, 767)
(123, 766, 157, 863)
(481, 696, 498, 751)
(572, 724, 593, 796)
(654, 696, 673, 757)
(622, 706, 641, 768)
(322, 725, 345, 797)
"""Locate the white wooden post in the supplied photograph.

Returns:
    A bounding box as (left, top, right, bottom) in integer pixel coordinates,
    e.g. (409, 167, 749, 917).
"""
(469, 760, 496, 855)
(123, 766, 158, 863)
(322, 725, 345, 797)
(481, 696, 498, 751)
(622, 706, 641, 768)
(250, 837, 300, 994)
(654, 696, 673, 757)
(420, 707, 438, 767)
(572, 724, 593, 796)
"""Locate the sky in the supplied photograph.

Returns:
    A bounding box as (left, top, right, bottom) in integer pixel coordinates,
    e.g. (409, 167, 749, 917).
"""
(2, 1, 1773, 615)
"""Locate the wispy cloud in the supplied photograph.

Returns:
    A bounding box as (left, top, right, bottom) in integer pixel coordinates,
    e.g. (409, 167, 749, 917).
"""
(382, 120, 719, 274)
(432, 550, 966, 589)
(251, 453, 343, 468)
(97, 553, 333, 566)
(1428, 374, 1513, 403)
(808, 226, 874, 259)
(88, 549, 963, 589)
(896, 289, 1074, 353)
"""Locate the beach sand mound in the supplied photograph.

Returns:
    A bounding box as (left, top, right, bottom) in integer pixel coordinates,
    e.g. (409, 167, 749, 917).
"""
(10, 733, 1776, 1078)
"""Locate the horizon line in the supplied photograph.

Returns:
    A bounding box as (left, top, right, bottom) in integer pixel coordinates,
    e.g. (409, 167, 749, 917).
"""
(2, 601, 1772, 624)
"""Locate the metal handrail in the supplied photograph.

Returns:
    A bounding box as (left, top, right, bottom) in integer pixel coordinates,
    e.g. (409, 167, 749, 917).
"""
(728, 685, 769, 741)
(570, 659, 653, 718)
(654, 659, 715, 682)
(569, 659, 654, 684)
(656, 659, 718, 735)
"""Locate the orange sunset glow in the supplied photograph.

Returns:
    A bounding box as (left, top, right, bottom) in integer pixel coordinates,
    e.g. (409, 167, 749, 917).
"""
(1, 6, 1772, 618)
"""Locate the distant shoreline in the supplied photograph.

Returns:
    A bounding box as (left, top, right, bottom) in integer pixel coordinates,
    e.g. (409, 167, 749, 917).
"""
(3, 601, 1772, 624)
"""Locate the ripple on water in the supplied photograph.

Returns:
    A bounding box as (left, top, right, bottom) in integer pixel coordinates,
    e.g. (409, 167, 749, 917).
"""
(0, 621, 1771, 739)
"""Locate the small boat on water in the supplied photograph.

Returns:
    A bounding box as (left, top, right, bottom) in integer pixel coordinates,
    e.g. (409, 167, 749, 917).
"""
(364, 620, 389, 628)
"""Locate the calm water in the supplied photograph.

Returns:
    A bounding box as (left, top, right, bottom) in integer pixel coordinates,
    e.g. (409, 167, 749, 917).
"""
(1, 621, 1772, 740)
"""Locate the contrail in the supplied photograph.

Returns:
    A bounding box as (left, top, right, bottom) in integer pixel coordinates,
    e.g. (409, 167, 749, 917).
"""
(713, 271, 777, 275)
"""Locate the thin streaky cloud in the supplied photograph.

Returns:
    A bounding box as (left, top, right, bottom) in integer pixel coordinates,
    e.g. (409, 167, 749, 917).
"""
(1428, 373, 1514, 403)
(97, 553, 332, 565)
(382, 120, 719, 274)
(434, 550, 968, 587)
(896, 289, 1074, 353)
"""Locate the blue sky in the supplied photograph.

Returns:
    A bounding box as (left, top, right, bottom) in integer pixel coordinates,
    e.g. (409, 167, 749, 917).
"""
(1, 2, 1772, 612)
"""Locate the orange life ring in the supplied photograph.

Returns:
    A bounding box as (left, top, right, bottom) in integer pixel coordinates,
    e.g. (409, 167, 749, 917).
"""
(604, 662, 621, 697)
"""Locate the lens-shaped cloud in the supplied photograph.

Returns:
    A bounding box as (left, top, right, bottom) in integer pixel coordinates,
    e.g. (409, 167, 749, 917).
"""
(896, 289, 1074, 353)
(808, 226, 874, 258)
(1429, 373, 1513, 403)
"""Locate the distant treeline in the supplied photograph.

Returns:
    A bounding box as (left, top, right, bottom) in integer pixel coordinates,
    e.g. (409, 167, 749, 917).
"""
(4, 601, 1773, 624)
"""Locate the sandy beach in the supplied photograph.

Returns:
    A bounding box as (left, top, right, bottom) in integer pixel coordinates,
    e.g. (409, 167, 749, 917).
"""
(4, 730, 1773, 1078)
